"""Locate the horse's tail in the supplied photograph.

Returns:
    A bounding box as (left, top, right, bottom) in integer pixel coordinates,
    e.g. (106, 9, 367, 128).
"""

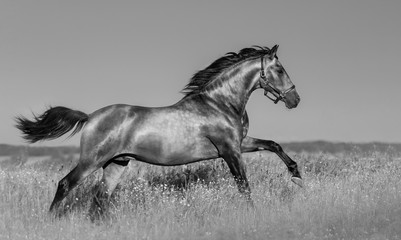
(15, 106, 89, 143)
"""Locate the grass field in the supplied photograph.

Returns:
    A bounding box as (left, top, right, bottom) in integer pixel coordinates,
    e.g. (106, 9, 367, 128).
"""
(0, 149, 400, 240)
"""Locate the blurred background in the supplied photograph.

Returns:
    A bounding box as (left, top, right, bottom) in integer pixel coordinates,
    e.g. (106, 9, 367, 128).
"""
(1, 1, 400, 146)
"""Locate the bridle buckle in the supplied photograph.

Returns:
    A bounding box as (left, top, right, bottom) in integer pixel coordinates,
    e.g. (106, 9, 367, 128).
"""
(264, 90, 282, 104)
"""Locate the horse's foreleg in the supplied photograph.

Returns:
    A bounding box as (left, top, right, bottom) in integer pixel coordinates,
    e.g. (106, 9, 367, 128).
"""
(220, 151, 254, 206)
(89, 159, 129, 221)
(207, 134, 253, 205)
(241, 136, 303, 187)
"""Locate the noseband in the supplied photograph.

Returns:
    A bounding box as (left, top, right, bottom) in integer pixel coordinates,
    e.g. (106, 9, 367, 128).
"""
(260, 56, 296, 104)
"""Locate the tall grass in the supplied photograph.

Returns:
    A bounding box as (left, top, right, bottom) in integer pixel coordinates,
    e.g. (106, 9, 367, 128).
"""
(0, 151, 400, 239)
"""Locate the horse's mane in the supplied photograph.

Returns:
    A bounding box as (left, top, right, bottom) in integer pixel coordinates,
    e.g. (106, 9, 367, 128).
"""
(182, 46, 272, 97)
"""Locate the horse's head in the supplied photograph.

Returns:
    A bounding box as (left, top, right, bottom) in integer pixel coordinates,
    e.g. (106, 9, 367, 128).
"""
(259, 45, 300, 109)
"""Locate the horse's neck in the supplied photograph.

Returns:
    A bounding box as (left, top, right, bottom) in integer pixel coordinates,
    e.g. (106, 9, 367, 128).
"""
(203, 60, 260, 115)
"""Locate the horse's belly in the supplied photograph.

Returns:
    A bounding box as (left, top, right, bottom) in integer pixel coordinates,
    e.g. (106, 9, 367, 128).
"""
(119, 108, 220, 165)
(131, 132, 217, 165)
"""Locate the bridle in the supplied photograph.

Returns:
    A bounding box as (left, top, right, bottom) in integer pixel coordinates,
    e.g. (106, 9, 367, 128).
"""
(259, 56, 296, 104)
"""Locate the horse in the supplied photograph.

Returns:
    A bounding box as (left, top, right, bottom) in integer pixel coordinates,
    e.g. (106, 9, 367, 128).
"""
(16, 45, 301, 218)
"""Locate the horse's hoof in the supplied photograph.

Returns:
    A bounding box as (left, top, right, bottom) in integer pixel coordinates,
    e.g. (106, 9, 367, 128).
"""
(291, 177, 304, 188)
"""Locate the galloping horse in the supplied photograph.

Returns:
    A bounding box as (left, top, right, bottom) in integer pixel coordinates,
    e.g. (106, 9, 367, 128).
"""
(16, 45, 301, 216)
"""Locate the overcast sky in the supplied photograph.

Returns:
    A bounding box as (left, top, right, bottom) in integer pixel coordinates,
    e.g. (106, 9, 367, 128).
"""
(1, 1, 400, 146)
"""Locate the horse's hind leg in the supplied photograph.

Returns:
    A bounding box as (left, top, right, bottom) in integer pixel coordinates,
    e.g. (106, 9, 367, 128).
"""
(89, 159, 129, 221)
(241, 136, 303, 187)
(49, 159, 98, 214)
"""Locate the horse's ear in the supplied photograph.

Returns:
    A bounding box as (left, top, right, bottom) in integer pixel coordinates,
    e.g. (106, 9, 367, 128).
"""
(270, 45, 279, 58)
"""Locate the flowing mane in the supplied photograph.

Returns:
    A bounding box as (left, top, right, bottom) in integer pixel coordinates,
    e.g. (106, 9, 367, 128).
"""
(182, 46, 272, 97)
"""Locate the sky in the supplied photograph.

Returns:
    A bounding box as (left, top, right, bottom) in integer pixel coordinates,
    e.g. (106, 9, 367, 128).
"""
(1, 0, 400, 146)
